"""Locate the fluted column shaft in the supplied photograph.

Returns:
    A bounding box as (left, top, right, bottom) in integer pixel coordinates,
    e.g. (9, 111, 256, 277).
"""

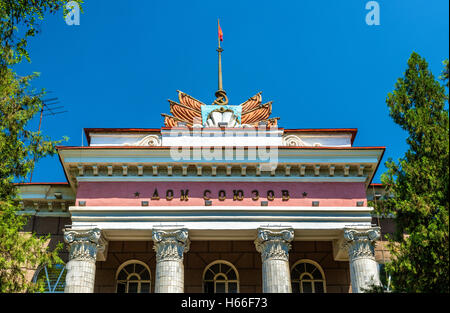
(344, 227, 381, 293)
(255, 227, 294, 293)
(64, 228, 104, 293)
(152, 228, 190, 293)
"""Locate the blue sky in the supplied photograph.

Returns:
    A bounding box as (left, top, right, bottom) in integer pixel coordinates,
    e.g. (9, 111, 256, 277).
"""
(14, 0, 449, 183)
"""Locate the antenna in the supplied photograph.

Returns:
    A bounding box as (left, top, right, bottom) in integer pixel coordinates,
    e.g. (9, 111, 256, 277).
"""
(37, 96, 68, 132)
(29, 92, 68, 182)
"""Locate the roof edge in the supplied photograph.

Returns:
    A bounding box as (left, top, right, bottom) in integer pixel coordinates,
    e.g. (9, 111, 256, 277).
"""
(84, 127, 358, 145)
(57, 145, 384, 150)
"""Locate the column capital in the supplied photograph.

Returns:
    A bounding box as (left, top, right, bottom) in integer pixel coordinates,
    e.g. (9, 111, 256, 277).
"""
(64, 228, 105, 262)
(254, 227, 294, 262)
(343, 227, 380, 261)
(152, 228, 190, 262)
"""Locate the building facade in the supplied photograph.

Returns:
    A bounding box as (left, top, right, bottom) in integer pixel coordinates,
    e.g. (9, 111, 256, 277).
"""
(17, 87, 393, 293)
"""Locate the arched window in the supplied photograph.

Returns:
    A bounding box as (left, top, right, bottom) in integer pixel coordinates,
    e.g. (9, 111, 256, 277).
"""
(116, 260, 151, 293)
(203, 261, 239, 293)
(34, 264, 66, 293)
(291, 260, 326, 293)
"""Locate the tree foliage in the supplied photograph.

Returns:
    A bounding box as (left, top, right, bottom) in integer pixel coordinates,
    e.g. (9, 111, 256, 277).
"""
(0, 0, 82, 65)
(0, 0, 81, 292)
(376, 52, 449, 293)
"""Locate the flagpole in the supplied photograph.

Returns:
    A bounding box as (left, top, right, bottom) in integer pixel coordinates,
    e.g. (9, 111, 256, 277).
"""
(218, 19, 221, 49)
(217, 47, 223, 92)
(214, 19, 228, 105)
(217, 19, 223, 91)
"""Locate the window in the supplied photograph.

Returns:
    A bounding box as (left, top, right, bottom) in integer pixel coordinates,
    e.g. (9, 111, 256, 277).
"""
(34, 264, 66, 293)
(203, 261, 239, 293)
(291, 260, 326, 293)
(116, 260, 151, 293)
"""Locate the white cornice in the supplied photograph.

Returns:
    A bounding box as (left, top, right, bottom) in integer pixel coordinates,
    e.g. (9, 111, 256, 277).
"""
(58, 147, 384, 191)
(75, 176, 367, 182)
(70, 206, 372, 213)
(59, 148, 382, 168)
(16, 210, 71, 217)
(69, 205, 373, 222)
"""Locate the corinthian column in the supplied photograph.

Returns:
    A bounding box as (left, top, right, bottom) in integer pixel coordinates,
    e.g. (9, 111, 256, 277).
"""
(254, 227, 294, 293)
(343, 227, 381, 293)
(63, 228, 105, 293)
(152, 228, 190, 293)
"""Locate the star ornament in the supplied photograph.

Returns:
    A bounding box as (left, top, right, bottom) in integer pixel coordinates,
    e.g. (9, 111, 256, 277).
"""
(134, 192, 140, 198)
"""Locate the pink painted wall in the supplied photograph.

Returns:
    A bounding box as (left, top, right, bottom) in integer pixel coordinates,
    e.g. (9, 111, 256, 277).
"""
(76, 182, 367, 207)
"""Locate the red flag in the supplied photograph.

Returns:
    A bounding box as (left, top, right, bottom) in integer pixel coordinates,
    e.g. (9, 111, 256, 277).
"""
(218, 20, 223, 42)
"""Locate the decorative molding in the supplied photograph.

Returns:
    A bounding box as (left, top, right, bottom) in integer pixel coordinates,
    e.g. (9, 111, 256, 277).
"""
(344, 165, 350, 176)
(92, 165, 98, 176)
(62, 154, 382, 187)
(286, 164, 292, 176)
(18, 199, 74, 215)
(206, 109, 240, 128)
(256, 164, 261, 176)
(77, 165, 84, 176)
(96, 235, 109, 262)
(64, 228, 105, 262)
(314, 164, 320, 176)
(133, 135, 162, 146)
(226, 165, 232, 176)
(107, 165, 113, 176)
(254, 227, 294, 262)
(152, 228, 190, 262)
(343, 227, 380, 261)
(300, 165, 306, 176)
(282, 135, 306, 147)
(358, 165, 365, 176)
(329, 165, 335, 176)
(241, 165, 247, 176)
(61, 148, 383, 188)
(76, 175, 367, 183)
(122, 165, 128, 176)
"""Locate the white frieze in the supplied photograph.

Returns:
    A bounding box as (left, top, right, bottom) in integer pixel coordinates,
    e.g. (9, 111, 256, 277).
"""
(152, 228, 190, 262)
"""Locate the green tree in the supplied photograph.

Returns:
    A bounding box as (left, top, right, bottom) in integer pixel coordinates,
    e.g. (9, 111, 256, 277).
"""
(378, 52, 449, 293)
(1, 0, 81, 65)
(0, 0, 81, 292)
